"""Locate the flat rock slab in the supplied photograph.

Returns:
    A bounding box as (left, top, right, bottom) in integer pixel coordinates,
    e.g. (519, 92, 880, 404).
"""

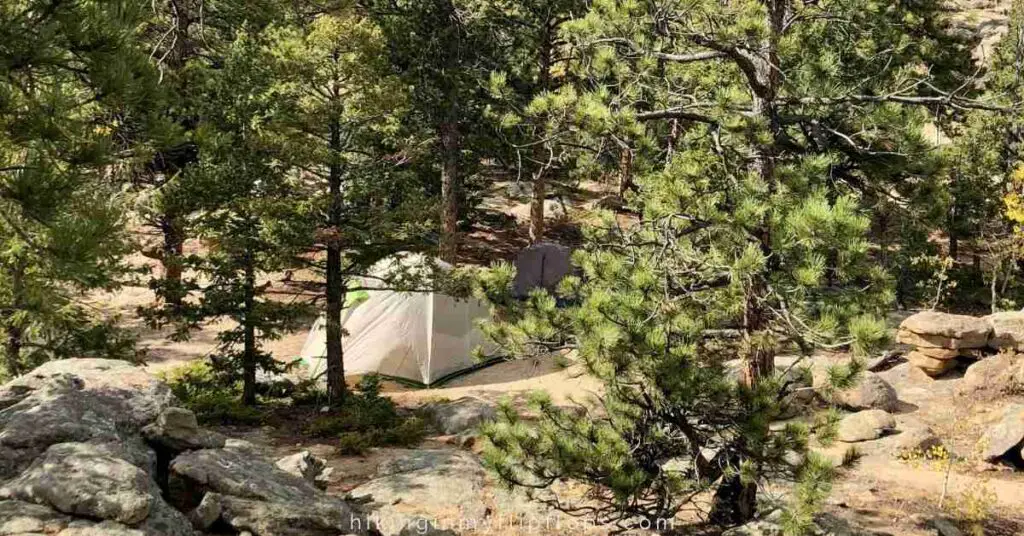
(350, 450, 488, 536)
(907, 351, 958, 377)
(977, 404, 1024, 462)
(898, 311, 991, 349)
(214, 493, 365, 536)
(142, 407, 226, 452)
(171, 445, 320, 503)
(171, 445, 365, 536)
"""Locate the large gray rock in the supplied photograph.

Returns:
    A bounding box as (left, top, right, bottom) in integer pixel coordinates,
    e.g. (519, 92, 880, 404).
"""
(422, 397, 497, 435)
(837, 410, 897, 443)
(171, 446, 322, 503)
(0, 499, 150, 535)
(835, 372, 898, 412)
(976, 404, 1024, 462)
(350, 450, 488, 536)
(0, 442, 159, 525)
(0, 499, 75, 534)
(214, 494, 366, 536)
(171, 445, 365, 535)
(142, 407, 225, 452)
(0, 359, 174, 454)
(986, 311, 1024, 351)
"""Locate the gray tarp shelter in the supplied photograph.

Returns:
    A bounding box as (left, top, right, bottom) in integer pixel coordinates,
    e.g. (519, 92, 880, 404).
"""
(512, 241, 571, 298)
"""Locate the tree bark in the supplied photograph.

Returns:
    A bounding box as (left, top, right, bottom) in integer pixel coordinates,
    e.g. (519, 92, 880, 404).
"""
(438, 121, 461, 262)
(3, 260, 25, 378)
(325, 115, 347, 405)
(160, 213, 185, 312)
(711, 470, 758, 526)
(241, 254, 257, 406)
(528, 18, 555, 243)
(617, 146, 634, 197)
(738, 0, 786, 388)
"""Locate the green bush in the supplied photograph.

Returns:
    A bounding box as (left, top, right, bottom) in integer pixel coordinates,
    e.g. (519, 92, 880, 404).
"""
(307, 375, 426, 453)
(161, 361, 266, 425)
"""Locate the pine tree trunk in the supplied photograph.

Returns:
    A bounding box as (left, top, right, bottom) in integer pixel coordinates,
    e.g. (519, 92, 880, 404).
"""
(529, 169, 546, 242)
(711, 471, 758, 525)
(160, 213, 185, 311)
(715, 0, 789, 524)
(738, 0, 787, 387)
(439, 121, 460, 262)
(528, 18, 555, 243)
(618, 147, 634, 197)
(325, 116, 347, 405)
(3, 261, 25, 378)
(241, 255, 257, 407)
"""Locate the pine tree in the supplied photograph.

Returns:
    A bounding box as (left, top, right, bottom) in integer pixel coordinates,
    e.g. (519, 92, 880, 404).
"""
(982, 0, 1024, 309)
(0, 0, 152, 378)
(478, 0, 982, 529)
(131, 0, 287, 317)
(366, 0, 497, 262)
(162, 29, 310, 406)
(268, 5, 432, 404)
(482, 0, 587, 242)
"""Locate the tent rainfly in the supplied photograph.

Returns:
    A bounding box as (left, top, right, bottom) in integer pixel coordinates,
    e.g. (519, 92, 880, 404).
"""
(299, 255, 494, 385)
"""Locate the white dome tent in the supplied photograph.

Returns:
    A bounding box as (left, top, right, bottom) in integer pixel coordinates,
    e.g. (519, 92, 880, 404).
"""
(299, 255, 496, 386)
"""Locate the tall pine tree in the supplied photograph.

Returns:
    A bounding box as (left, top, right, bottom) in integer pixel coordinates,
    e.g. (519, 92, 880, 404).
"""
(269, 5, 432, 403)
(0, 0, 152, 378)
(478, 0, 982, 528)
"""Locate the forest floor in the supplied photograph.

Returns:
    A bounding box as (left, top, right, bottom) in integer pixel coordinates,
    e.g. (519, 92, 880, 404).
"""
(86, 177, 1024, 535)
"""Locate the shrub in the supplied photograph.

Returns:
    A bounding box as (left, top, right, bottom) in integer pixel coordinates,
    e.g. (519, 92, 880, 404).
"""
(307, 374, 426, 453)
(162, 361, 266, 425)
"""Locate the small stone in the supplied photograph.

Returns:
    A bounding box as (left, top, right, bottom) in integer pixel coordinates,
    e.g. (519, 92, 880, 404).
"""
(931, 517, 964, 536)
(891, 423, 942, 455)
(837, 410, 896, 443)
(275, 451, 330, 490)
(422, 397, 497, 435)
